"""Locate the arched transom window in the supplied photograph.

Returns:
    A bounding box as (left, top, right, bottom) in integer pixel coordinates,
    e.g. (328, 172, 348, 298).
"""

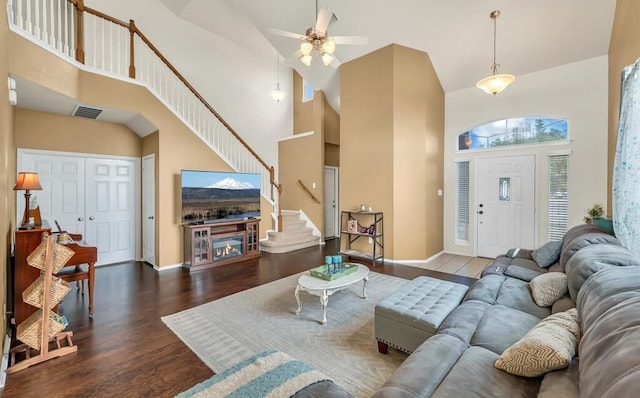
(458, 117, 568, 151)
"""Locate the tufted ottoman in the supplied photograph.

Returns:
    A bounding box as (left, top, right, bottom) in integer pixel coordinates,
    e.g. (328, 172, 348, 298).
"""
(375, 276, 469, 354)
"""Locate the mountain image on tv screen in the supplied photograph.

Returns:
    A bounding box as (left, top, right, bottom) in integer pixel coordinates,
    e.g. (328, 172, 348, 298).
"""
(181, 171, 261, 224)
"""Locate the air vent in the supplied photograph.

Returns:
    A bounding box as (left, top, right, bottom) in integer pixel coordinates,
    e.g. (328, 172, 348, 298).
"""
(72, 105, 103, 120)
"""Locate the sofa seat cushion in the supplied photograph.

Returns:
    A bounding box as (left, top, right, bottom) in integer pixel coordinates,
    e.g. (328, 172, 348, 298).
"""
(464, 274, 551, 319)
(481, 256, 546, 281)
(537, 358, 579, 398)
(371, 333, 468, 398)
(431, 346, 541, 398)
(436, 300, 540, 355)
(494, 309, 580, 377)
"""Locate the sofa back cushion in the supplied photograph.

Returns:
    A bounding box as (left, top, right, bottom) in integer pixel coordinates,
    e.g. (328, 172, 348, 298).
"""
(576, 268, 640, 397)
(558, 232, 619, 271)
(565, 244, 640, 302)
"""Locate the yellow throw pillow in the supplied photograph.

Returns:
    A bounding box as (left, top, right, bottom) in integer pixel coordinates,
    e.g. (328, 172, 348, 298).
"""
(495, 308, 580, 377)
(530, 272, 568, 307)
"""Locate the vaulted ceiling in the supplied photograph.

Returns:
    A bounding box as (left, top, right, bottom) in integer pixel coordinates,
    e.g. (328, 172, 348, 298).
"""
(162, 0, 617, 111)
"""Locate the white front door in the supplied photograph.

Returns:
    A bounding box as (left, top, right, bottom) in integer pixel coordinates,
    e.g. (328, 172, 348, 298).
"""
(18, 152, 85, 234)
(142, 155, 156, 265)
(323, 167, 339, 238)
(477, 155, 536, 258)
(85, 157, 138, 265)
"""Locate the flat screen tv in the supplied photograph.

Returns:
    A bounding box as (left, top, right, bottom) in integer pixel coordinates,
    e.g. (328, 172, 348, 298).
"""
(181, 170, 261, 224)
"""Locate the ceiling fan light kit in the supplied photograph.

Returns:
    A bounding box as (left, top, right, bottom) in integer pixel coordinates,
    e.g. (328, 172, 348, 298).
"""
(476, 10, 515, 95)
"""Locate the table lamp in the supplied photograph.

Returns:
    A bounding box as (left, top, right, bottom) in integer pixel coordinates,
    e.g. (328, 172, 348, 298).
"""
(13, 172, 42, 227)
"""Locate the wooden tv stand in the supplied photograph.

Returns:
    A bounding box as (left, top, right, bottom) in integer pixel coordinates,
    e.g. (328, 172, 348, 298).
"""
(183, 218, 260, 271)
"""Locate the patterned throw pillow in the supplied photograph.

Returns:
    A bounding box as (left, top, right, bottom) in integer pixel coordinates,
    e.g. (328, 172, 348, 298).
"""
(495, 308, 580, 377)
(530, 272, 568, 307)
(532, 240, 563, 268)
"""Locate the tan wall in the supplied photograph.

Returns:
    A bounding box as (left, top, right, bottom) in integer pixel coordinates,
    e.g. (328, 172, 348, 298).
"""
(325, 143, 339, 167)
(1, 1, 15, 352)
(15, 108, 142, 157)
(9, 33, 269, 268)
(279, 91, 325, 232)
(608, 0, 640, 214)
(340, 45, 395, 255)
(324, 102, 340, 146)
(293, 71, 314, 134)
(392, 45, 444, 259)
(340, 44, 444, 260)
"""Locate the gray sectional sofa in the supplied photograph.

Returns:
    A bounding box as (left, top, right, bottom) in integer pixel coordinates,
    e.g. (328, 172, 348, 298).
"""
(371, 224, 640, 397)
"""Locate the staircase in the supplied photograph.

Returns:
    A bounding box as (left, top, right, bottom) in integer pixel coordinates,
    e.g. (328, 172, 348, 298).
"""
(260, 210, 322, 253)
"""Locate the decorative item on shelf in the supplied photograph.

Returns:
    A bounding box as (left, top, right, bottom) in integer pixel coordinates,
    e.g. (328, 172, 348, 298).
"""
(13, 172, 43, 229)
(359, 225, 368, 234)
(360, 203, 366, 211)
(367, 224, 375, 235)
(347, 220, 358, 233)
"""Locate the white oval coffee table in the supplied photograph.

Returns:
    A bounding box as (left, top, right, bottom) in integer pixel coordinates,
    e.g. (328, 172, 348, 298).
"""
(295, 264, 369, 325)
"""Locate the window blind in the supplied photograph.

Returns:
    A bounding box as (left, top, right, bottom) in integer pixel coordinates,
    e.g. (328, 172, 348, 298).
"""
(548, 155, 569, 241)
(456, 161, 470, 241)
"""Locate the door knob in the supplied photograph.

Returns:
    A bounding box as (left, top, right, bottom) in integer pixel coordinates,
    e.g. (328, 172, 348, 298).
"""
(479, 204, 484, 208)
(77, 217, 84, 221)
(148, 216, 154, 220)
(478, 211, 484, 215)
(89, 216, 95, 221)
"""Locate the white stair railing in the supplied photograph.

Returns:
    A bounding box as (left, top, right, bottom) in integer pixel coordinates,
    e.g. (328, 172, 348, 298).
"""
(6, 0, 283, 229)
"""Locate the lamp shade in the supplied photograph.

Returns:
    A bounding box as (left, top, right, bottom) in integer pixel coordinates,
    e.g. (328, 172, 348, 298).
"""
(13, 172, 42, 191)
(476, 73, 515, 95)
(269, 85, 287, 102)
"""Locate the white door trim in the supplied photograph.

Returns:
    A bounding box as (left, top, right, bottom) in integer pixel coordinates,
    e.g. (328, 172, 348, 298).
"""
(323, 166, 339, 238)
(142, 154, 156, 266)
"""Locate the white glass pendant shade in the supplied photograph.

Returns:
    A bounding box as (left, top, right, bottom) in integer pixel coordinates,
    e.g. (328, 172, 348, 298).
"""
(300, 42, 313, 56)
(323, 38, 336, 54)
(269, 84, 287, 102)
(322, 53, 333, 66)
(301, 55, 312, 66)
(476, 73, 515, 95)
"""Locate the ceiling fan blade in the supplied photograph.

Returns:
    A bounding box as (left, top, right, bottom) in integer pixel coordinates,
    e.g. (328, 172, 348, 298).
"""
(332, 35, 368, 45)
(268, 28, 305, 40)
(315, 7, 335, 34)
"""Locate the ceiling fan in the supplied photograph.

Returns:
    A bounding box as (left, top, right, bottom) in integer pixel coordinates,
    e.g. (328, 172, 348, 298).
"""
(269, 0, 367, 67)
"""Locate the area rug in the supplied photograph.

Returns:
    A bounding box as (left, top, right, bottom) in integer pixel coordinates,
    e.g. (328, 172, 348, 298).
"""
(162, 271, 409, 397)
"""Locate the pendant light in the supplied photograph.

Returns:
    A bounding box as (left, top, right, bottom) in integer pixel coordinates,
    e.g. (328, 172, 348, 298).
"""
(269, 51, 287, 102)
(476, 10, 515, 95)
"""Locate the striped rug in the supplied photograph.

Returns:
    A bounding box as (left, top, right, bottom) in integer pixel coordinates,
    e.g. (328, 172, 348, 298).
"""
(176, 350, 329, 398)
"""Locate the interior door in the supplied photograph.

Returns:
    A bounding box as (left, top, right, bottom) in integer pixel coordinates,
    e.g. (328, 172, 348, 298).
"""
(18, 151, 85, 234)
(142, 154, 156, 265)
(85, 158, 137, 265)
(477, 155, 535, 258)
(323, 167, 338, 238)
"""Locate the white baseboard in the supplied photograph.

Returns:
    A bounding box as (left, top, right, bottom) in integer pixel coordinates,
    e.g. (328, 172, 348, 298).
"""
(381, 250, 445, 265)
(154, 263, 183, 271)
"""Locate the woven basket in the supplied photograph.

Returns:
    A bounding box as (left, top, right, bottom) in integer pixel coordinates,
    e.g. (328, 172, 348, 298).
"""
(16, 309, 66, 350)
(22, 276, 71, 309)
(26, 235, 74, 273)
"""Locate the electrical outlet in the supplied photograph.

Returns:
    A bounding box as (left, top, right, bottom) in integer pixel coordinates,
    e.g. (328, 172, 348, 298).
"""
(368, 237, 373, 244)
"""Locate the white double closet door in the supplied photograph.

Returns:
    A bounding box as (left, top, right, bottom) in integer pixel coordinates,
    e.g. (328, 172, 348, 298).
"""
(18, 149, 140, 266)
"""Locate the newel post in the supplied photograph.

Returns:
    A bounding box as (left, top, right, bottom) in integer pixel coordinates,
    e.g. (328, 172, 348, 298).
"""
(128, 20, 136, 78)
(74, 0, 85, 63)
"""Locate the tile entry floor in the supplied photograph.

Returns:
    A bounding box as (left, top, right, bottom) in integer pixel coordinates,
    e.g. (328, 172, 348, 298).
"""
(407, 253, 493, 279)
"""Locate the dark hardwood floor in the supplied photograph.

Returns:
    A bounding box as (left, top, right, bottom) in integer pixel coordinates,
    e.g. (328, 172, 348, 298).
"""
(1, 239, 476, 398)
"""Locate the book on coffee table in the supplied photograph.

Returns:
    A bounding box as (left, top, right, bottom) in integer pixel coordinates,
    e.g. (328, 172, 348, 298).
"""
(309, 263, 359, 281)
